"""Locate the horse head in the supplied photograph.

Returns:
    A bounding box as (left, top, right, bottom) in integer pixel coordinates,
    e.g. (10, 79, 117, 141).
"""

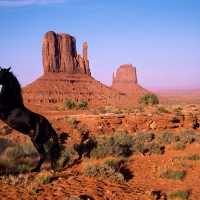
(0, 67, 11, 85)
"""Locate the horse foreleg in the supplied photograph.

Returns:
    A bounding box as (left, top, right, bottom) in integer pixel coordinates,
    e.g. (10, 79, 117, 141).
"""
(31, 139, 47, 172)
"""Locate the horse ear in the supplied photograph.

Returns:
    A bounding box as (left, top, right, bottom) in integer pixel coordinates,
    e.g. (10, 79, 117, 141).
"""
(7, 67, 11, 71)
(0, 67, 1, 71)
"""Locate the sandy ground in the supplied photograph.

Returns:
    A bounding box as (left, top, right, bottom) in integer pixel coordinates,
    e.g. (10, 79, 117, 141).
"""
(0, 92, 200, 200)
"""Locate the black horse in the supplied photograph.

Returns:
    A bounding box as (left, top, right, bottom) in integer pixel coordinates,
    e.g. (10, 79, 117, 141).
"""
(0, 67, 59, 172)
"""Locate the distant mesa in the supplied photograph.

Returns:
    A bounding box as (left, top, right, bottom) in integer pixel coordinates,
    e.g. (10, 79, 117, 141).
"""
(42, 31, 91, 75)
(111, 64, 151, 97)
(22, 31, 135, 108)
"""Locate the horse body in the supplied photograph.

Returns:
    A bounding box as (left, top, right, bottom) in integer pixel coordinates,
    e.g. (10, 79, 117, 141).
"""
(0, 67, 59, 172)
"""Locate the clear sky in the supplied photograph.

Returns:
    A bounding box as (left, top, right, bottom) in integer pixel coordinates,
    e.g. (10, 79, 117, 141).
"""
(0, 0, 200, 88)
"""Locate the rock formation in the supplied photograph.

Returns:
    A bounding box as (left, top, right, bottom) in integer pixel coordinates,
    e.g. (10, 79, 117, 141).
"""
(111, 64, 151, 97)
(22, 31, 136, 108)
(42, 31, 91, 75)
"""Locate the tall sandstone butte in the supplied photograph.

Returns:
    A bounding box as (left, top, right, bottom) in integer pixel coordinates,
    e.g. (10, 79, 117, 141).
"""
(111, 64, 151, 97)
(42, 31, 90, 75)
(22, 31, 136, 108)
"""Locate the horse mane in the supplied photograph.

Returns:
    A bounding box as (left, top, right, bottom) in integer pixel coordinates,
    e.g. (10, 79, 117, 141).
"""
(9, 71, 23, 101)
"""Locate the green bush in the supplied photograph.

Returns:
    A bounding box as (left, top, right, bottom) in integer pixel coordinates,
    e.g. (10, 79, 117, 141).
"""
(77, 100, 88, 109)
(173, 142, 185, 150)
(38, 170, 52, 184)
(138, 94, 159, 105)
(168, 190, 190, 199)
(65, 99, 76, 109)
(18, 164, 31, 173)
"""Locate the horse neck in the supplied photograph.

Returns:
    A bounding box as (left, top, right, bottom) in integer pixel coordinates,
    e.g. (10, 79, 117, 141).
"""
(0, 84, 23, 103)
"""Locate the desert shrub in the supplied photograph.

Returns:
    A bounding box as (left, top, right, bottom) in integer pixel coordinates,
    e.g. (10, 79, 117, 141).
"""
(104, 158, 125, 171)
(38, 170, 51, 184)
(4, 146, 23, 160)
(174, 162, 193, 169)
(108, 107, 122, 114)
(135, 132, 155, 142)
(156, 131, 177, 145)
(18, 164, 31, 173)
(57, 146, 77, 168)
(0, 125, 11, 135)
(77, 100, 88, 110)
(178, 130, 196, 144)
(65, 99, 76, 109)
(173, 142, 185, 150)
(0, 138, 14, 153)
(135, 106, 144, 112)
(174, 106, 183, 116)
(183, 154, 200, 161)
(168, 190, 190, 200)
(83, 163, 125, 183)
(18, 141, 37, 155)
(67, 196, 84, 200)
(65, 116, 77, 128)
(145, 142, 163, 155)
(131, 142, 145, 154)
(90, 132, 133, 159)
(138, 94, 159, 105)
(0, 154, 14, 175)
(156, 106, 171, 114)
(98, 106, 107, 114)
(159, 170, 185, 181)
(195, 133, 200, 143)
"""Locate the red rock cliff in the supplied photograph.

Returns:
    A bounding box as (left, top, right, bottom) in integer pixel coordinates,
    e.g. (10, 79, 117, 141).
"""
(111, 64, 151, 97)
(42, 31, 91, 75)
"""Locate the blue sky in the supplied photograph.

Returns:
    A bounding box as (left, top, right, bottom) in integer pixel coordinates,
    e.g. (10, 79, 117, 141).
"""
(0, 0, 200, 88)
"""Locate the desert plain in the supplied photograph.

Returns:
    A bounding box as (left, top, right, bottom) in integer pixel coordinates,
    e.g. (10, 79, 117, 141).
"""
(0, 90, 200, 200)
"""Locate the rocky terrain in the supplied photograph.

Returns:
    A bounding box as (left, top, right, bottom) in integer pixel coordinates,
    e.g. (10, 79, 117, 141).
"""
(0, 102, 200, 200)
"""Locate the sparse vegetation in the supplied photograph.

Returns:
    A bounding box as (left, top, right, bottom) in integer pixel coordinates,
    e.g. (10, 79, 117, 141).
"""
(65, 99, 76, 109)
(65, 116, 77, 128)
(178, 130, 195, 144)
(159, 170, 185, 181)
(0, 125, 11, 135)
(156, 131, 177, 145)
(156, 106, 171, 114)
(83, 163, 125, 182)
(38, 170, 52, 184)
(135, 132, 155, 142)
(138, 94, 159, 105)
(77, 100, 88, 110)
(168, 190, 190, 200)
(90, 132, 133, 159)
(18, 164, 31, 174)
(173, 142, 185, 150)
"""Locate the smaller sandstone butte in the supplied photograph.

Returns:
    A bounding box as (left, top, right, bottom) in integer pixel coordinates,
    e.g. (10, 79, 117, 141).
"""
(111, 64, 151, 98)
(42, 31, 91, 75)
